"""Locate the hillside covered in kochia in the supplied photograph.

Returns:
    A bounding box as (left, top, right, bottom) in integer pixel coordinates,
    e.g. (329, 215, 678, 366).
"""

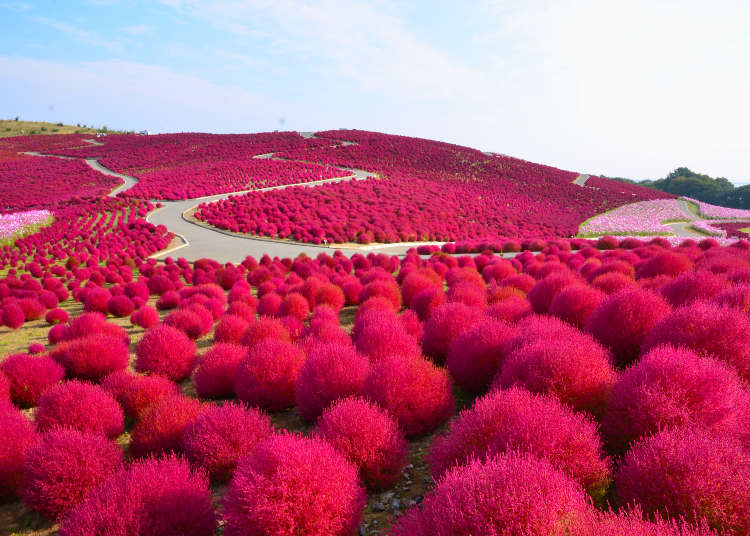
(613, 167, 750, 210)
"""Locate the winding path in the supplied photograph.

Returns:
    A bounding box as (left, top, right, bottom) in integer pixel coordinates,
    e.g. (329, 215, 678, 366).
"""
(573, 174, 590, 186)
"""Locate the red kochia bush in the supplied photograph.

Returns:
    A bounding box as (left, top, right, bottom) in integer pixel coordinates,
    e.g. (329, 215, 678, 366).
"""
(389, 452, 594, 536)
(316, 397, 408, 490)
(0, 372, 9, 409)
(35, 381, 124, 439)
(240, 316, 291, 348)
(527, 272, 578, 314)
(213, 314, 250, 344)
(135, 324, 197, 381)
(615, 427, 750, 534)
(354, 311, 421, 363)
(100, 371, 180, 419)
(2, 303, 26, 328)
(222, 433, 366, 536)
(364, 354, 454, 437)
(421, 302, 484, 363)
(21, 428, 123, 520)
(49, 334, 129, 380)
(428, 388, 612, 501)
(182, 402, 273, 483)
(410, 287, 446, 321)
(603, 345, 750, 452)
(446, 318, 512, 394)
(636, 250, 693, 279)
(0, 353, 64, 407)
(594, 508, 720, 536)
(107, 294, 135, 317)
(549, 284, 605, 329)
(659, 270, 728, 307)
(315, 283, 345, 312)
(130, 305, 160, 328)
(495, 335, 617, 415)
(193, 343, 246, 399)
(585, 287, 672, 366)
(0, 409, 37, 499)
(235, 339, 305, 411)
(164, 308, 209, 339)
(59, 455, 216, 536)
(641, 301, 750, 380)
(295, 342, 369, 422)
(129, 395, 203, 457)
(45, 308, 69, 325)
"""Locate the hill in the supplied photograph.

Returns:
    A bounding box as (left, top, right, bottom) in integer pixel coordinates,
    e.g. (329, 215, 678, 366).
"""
(0, 118, 126, 138)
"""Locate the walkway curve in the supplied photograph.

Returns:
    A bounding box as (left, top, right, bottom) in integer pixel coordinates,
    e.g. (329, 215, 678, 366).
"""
(573, 174, 590, 186)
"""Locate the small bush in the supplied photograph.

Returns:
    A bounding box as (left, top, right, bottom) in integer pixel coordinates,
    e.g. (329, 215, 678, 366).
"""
(0, 409, 37, 499)
(129, 395, 203, 457)
(446, 318, 512, 394)
(0, 353, 64, 407)
(235, 339, 305, 411)
(35, 381, 124, 439)
(101, 371, 180, 419)
(421, 302, 483, 363)
(49, 334, 129, 380)
(193, 343, 245, 399)
(135, 324, 197, 381)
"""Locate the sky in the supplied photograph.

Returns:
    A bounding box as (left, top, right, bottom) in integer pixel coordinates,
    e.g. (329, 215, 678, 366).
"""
(0, 0, 749, 183)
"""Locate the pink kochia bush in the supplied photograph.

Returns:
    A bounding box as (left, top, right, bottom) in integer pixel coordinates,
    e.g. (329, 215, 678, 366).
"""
(295, 342, 370, 422)
(0, 409, 37, 499)
(35, 381, 124, 439)
(446, 318, 512, 394)
(59, 455, 216, 536)
(421, 302, 483, 363)
(548, 284, 605, 329)
(615, 427, 750, 534)
(130, 305, 160, 328)
(316, 397, 408, 490)
(129, 395, 203, 458)
(100, 370, 180, 420)
(0, 353, 64, 407)
(21, 428, 123, 520)
(182, 402, 274, 483)
(603, 345, 750, 452)
(642, 301, 750, 380)
(585, 287, 672, 366)
(388, 452, 594, 536)
(49, 334, 129, 380)
(193, 343, 246, 399)
(495, 334, 617, 415)
(594, 508, 721, 536)
(364, 354, 454, 437)
(235, 339, 305, 411)
(428, 388, 612, 501)
(222, 433, 366, 536)
(135, 324, 197, 381)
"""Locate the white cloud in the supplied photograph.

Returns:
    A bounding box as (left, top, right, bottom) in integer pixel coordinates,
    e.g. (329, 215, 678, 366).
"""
(34, 16, 121, 52)
(122, 24, 152, 35)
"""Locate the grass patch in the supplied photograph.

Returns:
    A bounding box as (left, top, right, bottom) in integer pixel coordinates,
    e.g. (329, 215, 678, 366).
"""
(0, 119, 130, 138)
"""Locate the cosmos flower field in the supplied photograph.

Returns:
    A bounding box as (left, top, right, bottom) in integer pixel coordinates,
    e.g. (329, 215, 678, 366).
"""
(0, 130, 749, 535)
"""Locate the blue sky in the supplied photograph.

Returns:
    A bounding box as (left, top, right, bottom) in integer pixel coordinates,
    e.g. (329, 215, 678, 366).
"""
(1, 1, 749, 183)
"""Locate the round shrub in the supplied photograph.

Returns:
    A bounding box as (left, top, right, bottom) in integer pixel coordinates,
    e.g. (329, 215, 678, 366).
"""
(421, 302, 483, 363)
(316, 397, 408, 490)
(359, 279, 401, 312)
(485, 295, 533, 323)
(135, 324, 197, 382)
(429, 387, 612, 501)
(45, 308, 69, 325)
(2, 303, 25, 328)
(235, 339, 305, 411)
(49, 334, 129, 380)
(495, 335, 617, 415)
(240, 316, 291, 348)
(182, 402, 273, 483)
(603, 345, 750, 452)
(193, 343, 245, 399)
(28, 342, 45, 354)
(107, 294, 135, 318)
(48, 323, 69, 345)
(0, 409, 36, 499)
(35, 381, 124, 439)
(257, 291, 282, 317)
(410, 287, 446, 321)
(83, 287, 111, 313)
(713, 283, 750, 313)
(446, 318, 512, 394)
(0, 353, 64, 407)
(642, 301, 750, 380)
(164, 308, 209, 339)
(101, 371, 180, 420)
(295, 342, 369, 422)
(527, 272, 578, 314)
(354, 312, 421, 363)
(615, 427, 750, 534)
(389, 452, 594, 536)
(222, 433, 366, 536)
(446, 281, 487, 309)
(315, 283, 345, 312)
(213, 314, 250, 345)
(156, 289, 180, 310)
(549, 284, 605, 329)
(130, 305, 160, 328)
(660, 270, 727, 307)
(278, 292, 310, 321)
(594, 508, 720, 536)
(636, 251, 693, 279)
(129, 395, 203, 457)
(21, 428, 123, 520)
(0, 371, 9, 409)
(585, 287, 672, 367)
(364, 354, 454, 437)
(59, 455, 216, 536)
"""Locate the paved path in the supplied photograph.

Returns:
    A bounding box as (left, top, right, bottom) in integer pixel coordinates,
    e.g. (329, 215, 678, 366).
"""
(573, 174, 590, 186)
(85, 159, 139, 197)
(677, 198, 699, 220)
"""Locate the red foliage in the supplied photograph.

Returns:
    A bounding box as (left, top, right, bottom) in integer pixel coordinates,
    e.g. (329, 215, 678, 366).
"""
(240, 316, 291, 347)
(316, 397, 408, 490)
(446, 318, 512, 394)
(549, 284, 605, 329)
(129, 395, 203, 457)
(421, 302, 483, 363)
(135, 324, 197, 381)
(222, 433, 366, 536)
(615, 427, 750, 534)
(100, 370, 180, 420)
(295, 342, 369, 422)
(364, 354, 454, 437)
(35, 380, 124, 438)
(130, 304, 160, 328)
(59, 455, 216, 536)
(49, 334, 129, 380)
(0, 409, 37, 499)
(429, 388, 612, 500)
(0, 353, 64, 407)
(21, 428, 123, 520)
(182, 402, 273, 483)
(193, 343, 245, 399)
(235, 339, 305, 410)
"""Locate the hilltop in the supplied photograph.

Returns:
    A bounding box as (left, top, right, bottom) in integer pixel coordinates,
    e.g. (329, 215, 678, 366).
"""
(0, 118, 127, 138)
